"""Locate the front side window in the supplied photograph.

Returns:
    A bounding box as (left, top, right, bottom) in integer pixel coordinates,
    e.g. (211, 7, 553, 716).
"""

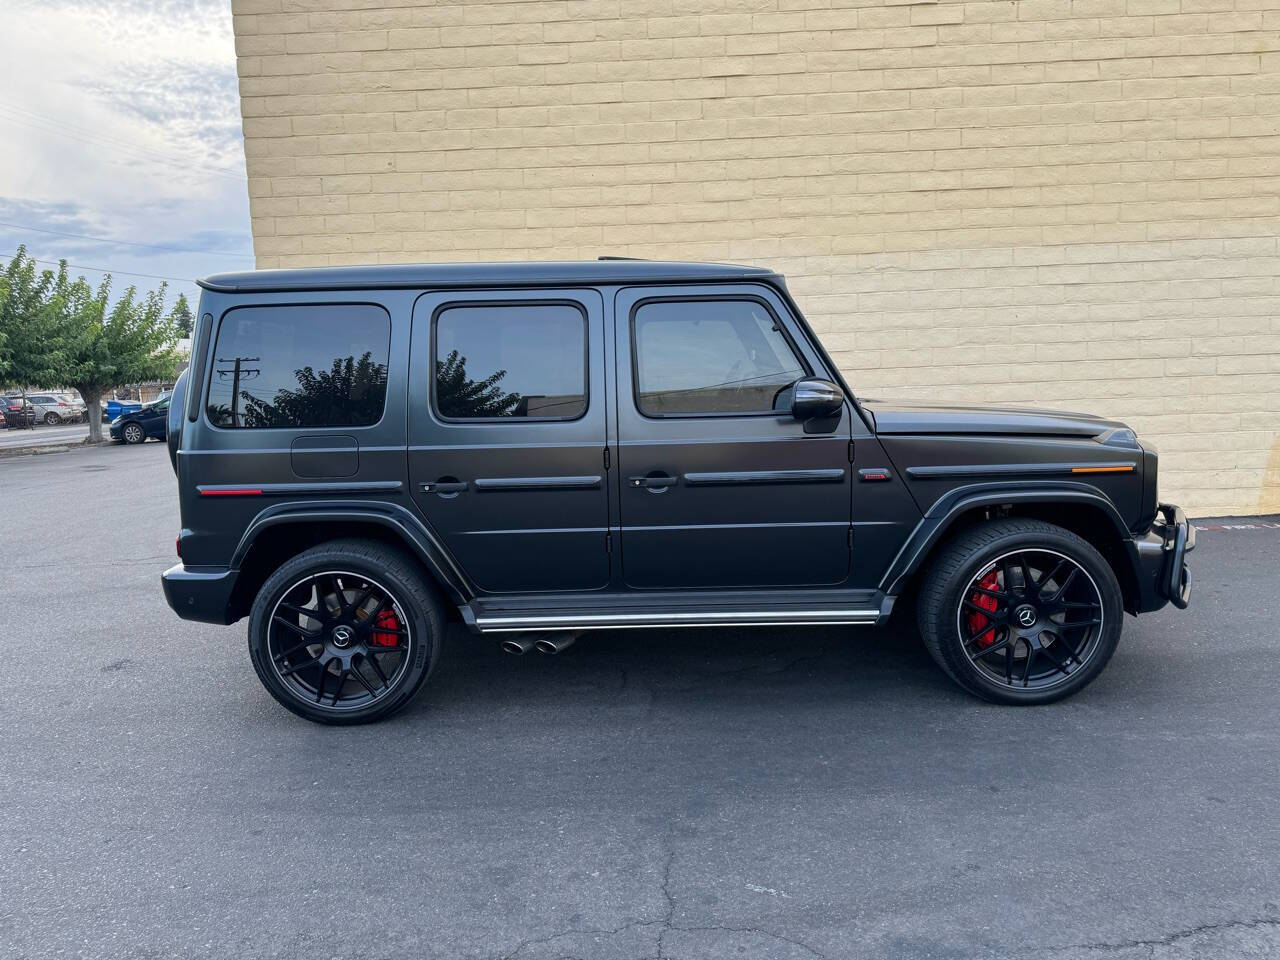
(632, 299, 807, 417)
(433, 302, 586, 420)
(207, 304, 390, 429)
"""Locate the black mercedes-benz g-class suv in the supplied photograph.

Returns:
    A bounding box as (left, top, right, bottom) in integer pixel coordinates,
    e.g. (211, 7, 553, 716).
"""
(162, 260, 1193, 724)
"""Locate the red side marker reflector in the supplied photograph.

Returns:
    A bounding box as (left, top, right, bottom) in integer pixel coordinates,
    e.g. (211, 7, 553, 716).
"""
(200, 488, 263, 496)
(1070, 465, 1134, 474)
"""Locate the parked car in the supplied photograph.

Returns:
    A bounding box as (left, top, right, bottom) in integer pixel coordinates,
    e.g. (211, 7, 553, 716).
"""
(1, 396, 35, 428)
(110, 394, 170, 444)
(56, 393, 88, 419)
(104, 399, 143, 423)
(161, 260, 1194, 725)
(26, 393, 82, 425)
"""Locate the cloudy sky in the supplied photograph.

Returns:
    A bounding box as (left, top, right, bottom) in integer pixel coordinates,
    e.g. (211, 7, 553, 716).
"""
(0, 0, 251, 310)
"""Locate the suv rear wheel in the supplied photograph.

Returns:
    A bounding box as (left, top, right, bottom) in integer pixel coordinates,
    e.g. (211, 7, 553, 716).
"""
(247, 539, 443, 724)
(917, 519, 1122, 705)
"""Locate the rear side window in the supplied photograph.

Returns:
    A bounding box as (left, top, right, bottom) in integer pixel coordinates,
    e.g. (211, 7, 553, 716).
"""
(632, 298, 807, 417)
(432, 302, 586, 420)
(207, 304, 390, 429)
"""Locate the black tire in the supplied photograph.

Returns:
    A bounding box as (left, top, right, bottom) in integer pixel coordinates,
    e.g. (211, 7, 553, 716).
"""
(122, 421, 146, 444)
(247, 538, 443, 724)
(916, 519, 1123, 705)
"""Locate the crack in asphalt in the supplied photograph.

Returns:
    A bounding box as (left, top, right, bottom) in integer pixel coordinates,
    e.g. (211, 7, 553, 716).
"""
(1050, 916, 1280, 954)
(500, 840, 830, 960)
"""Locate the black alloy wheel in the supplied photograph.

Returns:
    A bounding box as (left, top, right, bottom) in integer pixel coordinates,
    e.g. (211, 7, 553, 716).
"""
(956, 548, 1105, 691)
(268, 571, 413, 712)
(917, 519, 1123, 705)
(247, 539, 442, 724)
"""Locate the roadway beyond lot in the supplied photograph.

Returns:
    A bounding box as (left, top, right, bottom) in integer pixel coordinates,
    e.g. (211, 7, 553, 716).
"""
(0, 422, 91, 450)
(2, 443, 1278, 960)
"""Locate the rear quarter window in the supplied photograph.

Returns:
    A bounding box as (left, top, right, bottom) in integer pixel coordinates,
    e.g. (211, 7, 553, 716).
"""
(206, 304, 391, 429)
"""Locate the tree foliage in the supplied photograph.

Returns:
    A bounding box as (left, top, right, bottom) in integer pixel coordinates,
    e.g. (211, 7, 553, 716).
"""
(0, 246, 185, 442)
(435, 349, 523, 418)
(0, 246, 65, 390)
(171, 294, 194, 337)
(225, 352, 388, 428)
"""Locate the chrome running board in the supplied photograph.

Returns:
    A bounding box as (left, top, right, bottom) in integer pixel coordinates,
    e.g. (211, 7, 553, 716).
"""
(470, 608, 881, 633)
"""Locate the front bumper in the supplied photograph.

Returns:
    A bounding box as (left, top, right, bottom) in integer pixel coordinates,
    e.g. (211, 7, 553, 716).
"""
(162, 563, 239, 625)
(1133, 502, 1195, 612)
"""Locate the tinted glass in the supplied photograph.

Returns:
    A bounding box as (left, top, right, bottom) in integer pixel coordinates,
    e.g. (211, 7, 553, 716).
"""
(632, 299, 806, 416)
(207, 304, 390, 429)
(434, 303, 586, 420)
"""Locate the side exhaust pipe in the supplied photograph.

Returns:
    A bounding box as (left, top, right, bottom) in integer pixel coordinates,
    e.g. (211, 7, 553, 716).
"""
(533, 632, 581, 655)
(500, 636, 536, 656)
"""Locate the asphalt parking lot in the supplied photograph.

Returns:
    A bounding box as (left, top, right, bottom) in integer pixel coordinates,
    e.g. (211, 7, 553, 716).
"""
(2, 442, 1278, 960)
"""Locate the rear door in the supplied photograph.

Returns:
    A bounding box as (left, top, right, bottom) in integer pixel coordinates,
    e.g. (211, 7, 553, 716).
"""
(614, 284, 852, 589)
(407, 289, 610, 594)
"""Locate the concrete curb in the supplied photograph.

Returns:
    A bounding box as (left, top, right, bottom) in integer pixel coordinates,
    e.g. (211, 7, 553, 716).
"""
(0, 439, 109, 459)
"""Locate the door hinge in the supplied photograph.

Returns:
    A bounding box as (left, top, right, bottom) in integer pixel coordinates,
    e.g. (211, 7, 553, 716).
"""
(603, 447, 611, 470)
(605, 531, 612, 554)
(848, 440, 856, 463)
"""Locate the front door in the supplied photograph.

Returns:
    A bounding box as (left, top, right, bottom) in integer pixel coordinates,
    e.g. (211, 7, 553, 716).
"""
(614, 284, 852, 589)
(407, 289, 610, 594)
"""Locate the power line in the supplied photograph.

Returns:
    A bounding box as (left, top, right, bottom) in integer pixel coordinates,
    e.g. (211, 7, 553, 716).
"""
(0, 99, 246, 178)
(0, 219, 254, 259)
(30, 257, 194, 283)
(0, 102, 246, 183)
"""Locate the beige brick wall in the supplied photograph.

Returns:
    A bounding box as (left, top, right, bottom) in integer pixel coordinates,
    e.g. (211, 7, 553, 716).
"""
(231, 0, 1280, 516)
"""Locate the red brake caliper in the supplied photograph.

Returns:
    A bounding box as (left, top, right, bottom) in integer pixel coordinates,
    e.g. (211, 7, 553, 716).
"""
(966, 570, 1001, 648)
(370, 609, 401, 647)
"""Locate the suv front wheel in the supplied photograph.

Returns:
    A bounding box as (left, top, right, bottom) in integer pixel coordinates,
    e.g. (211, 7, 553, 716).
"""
(247, 539, 443, 724)
(917, 519, 1123, 705)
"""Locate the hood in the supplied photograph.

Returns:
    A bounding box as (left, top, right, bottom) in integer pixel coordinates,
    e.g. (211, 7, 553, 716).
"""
(860, 399, 1127, 438)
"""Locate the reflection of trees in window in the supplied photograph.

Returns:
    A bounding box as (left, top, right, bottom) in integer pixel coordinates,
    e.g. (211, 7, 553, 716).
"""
(435, 349, 524, 418)
(233, 352, 388, 427)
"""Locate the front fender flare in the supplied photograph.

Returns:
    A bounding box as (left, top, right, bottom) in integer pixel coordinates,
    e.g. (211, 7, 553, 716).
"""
(878, 481, 1137, 597)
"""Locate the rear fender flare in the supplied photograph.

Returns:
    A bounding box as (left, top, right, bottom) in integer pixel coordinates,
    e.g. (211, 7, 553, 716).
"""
(879, 482, 1137, 596)
(230, 500, 473, 604)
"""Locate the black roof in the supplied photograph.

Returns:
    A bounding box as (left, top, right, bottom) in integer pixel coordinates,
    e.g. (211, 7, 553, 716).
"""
(198, 260, 778, 293)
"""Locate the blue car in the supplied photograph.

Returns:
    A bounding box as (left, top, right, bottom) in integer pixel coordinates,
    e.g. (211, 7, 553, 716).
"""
(104, 399, 142, 423)
(110, 395, 170, 444)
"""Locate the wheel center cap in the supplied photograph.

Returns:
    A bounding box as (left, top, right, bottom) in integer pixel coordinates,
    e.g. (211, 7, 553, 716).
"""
(1014, 604, 1039, 629)
(331, 625, 355, 648)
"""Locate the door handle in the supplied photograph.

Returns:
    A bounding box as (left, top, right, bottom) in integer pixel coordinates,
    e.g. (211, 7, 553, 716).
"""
(628, 475, 677, 489)
(421, 480, 468, 494)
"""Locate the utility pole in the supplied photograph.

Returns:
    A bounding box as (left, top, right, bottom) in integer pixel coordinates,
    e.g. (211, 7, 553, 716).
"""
(214, 356, 260, 426)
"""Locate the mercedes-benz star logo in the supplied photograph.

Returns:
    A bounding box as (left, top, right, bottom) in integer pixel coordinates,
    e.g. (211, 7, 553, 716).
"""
(1016, 606, 1037, 628)
(332, 625, 355, 648)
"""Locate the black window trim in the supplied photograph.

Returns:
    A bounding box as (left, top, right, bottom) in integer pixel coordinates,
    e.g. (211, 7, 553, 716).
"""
(628, 294, 812, 421)
(428, 298, 590, 425)
(203, 300, 392, 432)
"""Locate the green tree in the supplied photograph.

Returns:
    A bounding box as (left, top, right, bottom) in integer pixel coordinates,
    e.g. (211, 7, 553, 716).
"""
(171, 293, 194, 337)
(229, 352, 388, 428)
(58, 274, 184, 442)
(434, 349, 523, 417)
(0, 247, 66, 414)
